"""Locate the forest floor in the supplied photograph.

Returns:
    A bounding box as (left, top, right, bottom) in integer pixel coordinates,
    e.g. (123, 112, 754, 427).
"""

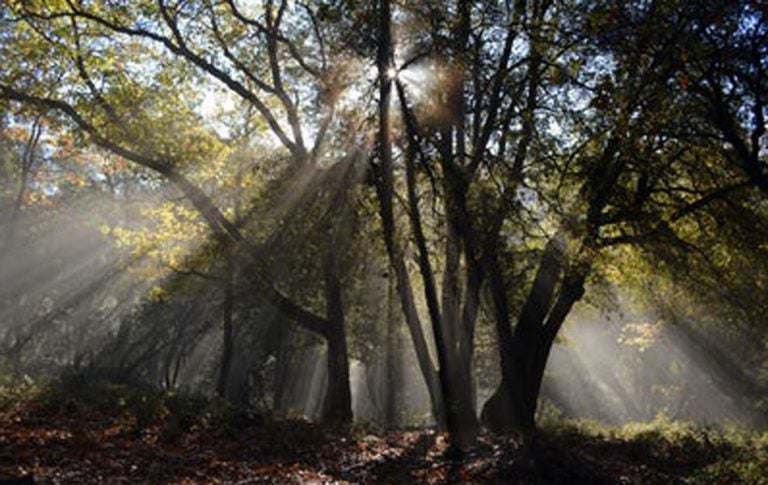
(1, 382, 767, 484)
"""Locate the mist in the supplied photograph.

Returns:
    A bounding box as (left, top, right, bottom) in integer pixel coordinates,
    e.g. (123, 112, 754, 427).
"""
(2, 0, 767, 482)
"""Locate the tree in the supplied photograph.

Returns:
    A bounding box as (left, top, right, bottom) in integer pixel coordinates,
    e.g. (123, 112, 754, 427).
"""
(0, 0, 355, 422)
(369, 0, 765, 440)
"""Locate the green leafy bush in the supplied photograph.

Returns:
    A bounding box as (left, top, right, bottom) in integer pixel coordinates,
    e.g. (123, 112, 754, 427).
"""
(539, 411, 768, 482)
(0, 372, 45, 411)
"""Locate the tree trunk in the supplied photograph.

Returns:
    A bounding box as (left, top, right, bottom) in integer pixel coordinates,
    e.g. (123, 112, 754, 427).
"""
(321, 251, 352, 423)
(0, 116, 42, 312)
(395, 79, 477, 446)
(323, 325, 352, 423)
(272, 322, 290, 413)
(481, 337, 538, 434)
(394, 258, 446, 426)
(441, 176, 480, 442)
(216, 263, 235, 398)
(374, 0, 445, 429)
(482, 234, 586, 435)
(384, 275, 399, 427)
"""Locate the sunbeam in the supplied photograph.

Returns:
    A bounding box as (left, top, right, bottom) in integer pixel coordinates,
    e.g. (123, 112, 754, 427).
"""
(1, 0, 767, 482)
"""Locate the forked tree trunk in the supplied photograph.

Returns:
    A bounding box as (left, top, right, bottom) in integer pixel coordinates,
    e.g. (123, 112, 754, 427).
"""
(482, 234, 587, 434)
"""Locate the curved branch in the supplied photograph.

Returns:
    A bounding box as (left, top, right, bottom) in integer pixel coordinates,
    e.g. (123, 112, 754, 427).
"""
(224, 0, 321, 77)
(0, 84, 329, 338)
(31, 2, 298, 152)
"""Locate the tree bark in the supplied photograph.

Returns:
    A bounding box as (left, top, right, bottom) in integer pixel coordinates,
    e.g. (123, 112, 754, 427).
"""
(481, 234, 586, 434)
(321, 250, 352, 423)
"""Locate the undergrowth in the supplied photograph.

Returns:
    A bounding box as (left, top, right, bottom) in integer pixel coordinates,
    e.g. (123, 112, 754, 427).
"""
(538, 410, 768, 483)
(3, 370, 241, 442)
(3, 373, 768, 483)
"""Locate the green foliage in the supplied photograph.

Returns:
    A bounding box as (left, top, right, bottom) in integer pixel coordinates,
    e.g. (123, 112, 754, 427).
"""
(619, 416, 732, 470)
(0, 372, 45, 412)
(539, 412, 768, 483)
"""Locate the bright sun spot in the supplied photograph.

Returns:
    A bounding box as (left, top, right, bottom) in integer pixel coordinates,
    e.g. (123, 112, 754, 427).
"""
(386, 67, 399, 80)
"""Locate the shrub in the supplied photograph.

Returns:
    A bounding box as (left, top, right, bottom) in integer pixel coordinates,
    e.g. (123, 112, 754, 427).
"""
(25, 370, 238, 440)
